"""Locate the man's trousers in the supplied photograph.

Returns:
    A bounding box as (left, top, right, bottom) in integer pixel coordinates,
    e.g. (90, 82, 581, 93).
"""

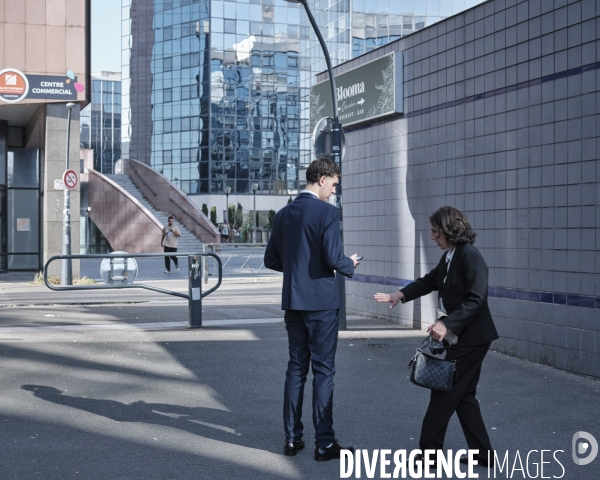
(283, 309, 339, 447)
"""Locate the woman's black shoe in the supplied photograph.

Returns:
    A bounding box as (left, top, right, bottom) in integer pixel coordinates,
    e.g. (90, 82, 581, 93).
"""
(314, 439, 354, 461)
(284, 439, 305, 456)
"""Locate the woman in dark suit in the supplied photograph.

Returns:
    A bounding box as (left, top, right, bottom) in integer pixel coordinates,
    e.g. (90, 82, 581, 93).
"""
(374, 206, 498, 467)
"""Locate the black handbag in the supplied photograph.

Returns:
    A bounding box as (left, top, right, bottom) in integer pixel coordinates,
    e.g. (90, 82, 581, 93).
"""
(408, 337, 457, 392)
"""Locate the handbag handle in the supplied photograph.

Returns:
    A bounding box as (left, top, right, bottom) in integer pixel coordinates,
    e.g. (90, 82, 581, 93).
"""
(420, 336, 451, 351)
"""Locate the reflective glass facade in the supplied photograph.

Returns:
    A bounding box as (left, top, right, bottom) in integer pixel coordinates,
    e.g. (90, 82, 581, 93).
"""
(123, 0, 486, 197)
(123, 0, 307, 195)
(80, 74, 122, 174)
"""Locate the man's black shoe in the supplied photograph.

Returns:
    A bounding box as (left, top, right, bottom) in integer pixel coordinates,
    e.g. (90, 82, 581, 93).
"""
(314, 439, 354, 462)
(406, 454, 424, 470)
(459, 454, 490, 468)
(284, 439, 305, 456)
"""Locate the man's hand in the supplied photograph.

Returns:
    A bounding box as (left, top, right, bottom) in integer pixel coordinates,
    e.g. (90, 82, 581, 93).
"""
(428, 321, 448, 342)
(373, 291, 404, 309)
(350, 253, 361, 268)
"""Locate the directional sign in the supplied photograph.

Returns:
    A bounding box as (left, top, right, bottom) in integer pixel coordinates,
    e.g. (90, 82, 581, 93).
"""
(310, 51, 403, 129)
(62, 169, 78, 190)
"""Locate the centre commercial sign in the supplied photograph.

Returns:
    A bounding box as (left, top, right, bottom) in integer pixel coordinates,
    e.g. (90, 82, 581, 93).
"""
(0, 68, 83, 103)
(310, 51, 403, 131)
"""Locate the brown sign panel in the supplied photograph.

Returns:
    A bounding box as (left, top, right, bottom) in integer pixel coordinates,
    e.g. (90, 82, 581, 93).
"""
(0, 68, 83, 103)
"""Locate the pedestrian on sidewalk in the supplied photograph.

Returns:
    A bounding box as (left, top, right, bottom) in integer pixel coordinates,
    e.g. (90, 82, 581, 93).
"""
(374, 206, 498, 468)
(221, 221, 230, 243)
(264, 157, 360, 461)
(161, 215, 181, 273)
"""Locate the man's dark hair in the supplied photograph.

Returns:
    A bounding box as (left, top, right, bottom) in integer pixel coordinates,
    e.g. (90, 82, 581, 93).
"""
(305, 157, 340, 184)
(429, 206, 477, 246)
(168, 215, 174, 220)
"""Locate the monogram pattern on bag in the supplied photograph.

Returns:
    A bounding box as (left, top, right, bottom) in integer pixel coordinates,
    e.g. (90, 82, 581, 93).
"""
(410, 352, 455, 392)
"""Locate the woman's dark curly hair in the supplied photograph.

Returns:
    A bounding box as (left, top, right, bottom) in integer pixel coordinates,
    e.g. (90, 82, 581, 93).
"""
(429, 206, 477, 246)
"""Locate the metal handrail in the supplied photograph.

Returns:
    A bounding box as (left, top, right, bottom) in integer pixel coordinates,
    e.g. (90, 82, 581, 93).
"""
(130, 163, 157, 197)
(205, 243, 268, 248)
(168, 198, 217, 237)
(43, 252, 222, 299)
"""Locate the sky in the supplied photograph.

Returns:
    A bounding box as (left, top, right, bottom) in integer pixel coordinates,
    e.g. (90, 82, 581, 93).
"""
(91, 0, 122, 73)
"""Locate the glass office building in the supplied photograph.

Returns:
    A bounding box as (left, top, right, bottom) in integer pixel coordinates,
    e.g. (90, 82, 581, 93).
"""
(80, 72, 122, 175)
(123, 0, 486, 203)
(123, 0, 306, 197)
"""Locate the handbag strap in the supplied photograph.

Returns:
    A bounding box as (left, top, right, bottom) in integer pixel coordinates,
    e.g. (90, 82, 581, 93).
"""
(420, 336, 451, 351)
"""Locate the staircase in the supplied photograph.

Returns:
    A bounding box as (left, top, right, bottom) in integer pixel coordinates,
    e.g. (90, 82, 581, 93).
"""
(106, 174, 205, 254)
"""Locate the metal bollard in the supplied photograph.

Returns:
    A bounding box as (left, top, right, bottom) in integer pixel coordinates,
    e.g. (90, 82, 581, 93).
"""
(203, 244, 208, 284)
(188, 255, 203, 328)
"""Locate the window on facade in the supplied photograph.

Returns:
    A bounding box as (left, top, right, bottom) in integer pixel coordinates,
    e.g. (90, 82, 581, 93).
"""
(164, 88, 172, 102)
(263, 23, 273, 36)
(250, 22, 261, 35)
(224, 20, 236, 34)
(288, 25, 299, 38)
(163, 57, 172, 71)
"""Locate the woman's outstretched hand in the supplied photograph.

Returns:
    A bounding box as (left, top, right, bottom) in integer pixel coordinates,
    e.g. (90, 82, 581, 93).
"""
(373, 291, 404, 309)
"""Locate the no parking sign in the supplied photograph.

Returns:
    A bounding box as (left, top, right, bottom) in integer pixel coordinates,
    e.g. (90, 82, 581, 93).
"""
(62, 169, 78, 190)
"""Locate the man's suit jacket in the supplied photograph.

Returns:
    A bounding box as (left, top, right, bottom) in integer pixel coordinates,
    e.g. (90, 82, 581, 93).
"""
(400, 242, 499, 347)
(264, 192, 355, 311)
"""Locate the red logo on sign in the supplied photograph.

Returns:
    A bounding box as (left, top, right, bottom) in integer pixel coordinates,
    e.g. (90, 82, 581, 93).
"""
(0, 68, 29, 103)
(63, 169, 78, 190)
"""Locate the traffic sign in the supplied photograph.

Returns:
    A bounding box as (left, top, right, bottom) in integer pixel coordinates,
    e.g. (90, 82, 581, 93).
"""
(62, 169, 78, 190)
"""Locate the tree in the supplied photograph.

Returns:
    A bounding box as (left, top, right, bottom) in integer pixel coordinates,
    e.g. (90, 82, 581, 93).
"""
(228, 203, 236, 225)
(210, 206, 217, 226)
(202, 203, 209, 216)
(267, 209, 276, 229)
(236, 202, 243, 227)
(287, 196, 293, 204)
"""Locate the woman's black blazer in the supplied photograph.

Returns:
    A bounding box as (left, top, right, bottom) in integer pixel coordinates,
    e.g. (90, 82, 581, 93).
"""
(400, 242, 499, 347)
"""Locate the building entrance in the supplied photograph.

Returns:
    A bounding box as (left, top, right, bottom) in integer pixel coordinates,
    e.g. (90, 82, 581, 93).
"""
(3, 146, 41, 271)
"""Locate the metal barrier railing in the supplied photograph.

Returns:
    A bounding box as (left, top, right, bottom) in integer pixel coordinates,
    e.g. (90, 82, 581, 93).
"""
(202, 243, 270, 280)
(44, 252, 222, 328)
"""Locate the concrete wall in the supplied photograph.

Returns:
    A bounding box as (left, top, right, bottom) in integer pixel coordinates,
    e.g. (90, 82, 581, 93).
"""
(43, 103, 80, 277)
(329, 0, 599, 378)
(125, 159, 221, 243)
(0, 0, 89, 105)
(88, 169, 163, 253)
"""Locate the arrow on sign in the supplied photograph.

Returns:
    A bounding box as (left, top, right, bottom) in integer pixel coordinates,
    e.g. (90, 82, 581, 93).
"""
(357, 98, 365, 105)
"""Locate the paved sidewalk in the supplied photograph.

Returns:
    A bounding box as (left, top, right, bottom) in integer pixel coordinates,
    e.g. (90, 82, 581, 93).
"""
(0, 275, 598, 479)
(0, 308, 598, 479)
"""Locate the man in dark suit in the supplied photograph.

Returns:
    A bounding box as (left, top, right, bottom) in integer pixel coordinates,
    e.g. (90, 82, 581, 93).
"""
(264, 158, 359, 461)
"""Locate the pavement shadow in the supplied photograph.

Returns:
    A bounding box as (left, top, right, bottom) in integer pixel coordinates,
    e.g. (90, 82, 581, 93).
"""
(21, 385, 269, 452)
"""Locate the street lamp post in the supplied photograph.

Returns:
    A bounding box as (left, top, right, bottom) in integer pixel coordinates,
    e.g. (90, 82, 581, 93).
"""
(251, 182, 259, 243)
(62, 102, 76, 286)
(225, 185, 231, 223)
(284, 0, 347, 330)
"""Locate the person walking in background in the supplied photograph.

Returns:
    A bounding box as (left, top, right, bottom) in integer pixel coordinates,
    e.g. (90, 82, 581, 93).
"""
(161, 215, 181, 273)
(264, 158, 360, 461)
(374, 206, 499, 468)
(221, 221, 230, 243)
